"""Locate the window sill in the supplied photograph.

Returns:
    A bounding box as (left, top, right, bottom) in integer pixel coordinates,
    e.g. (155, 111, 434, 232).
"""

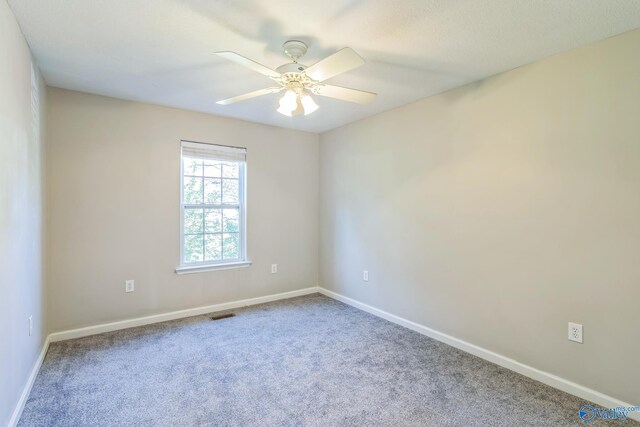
(175, 261, 252, 275)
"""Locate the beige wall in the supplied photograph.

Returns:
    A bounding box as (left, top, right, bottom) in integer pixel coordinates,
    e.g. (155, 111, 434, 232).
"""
(0, 2, 47, 425)
(46, 88, 319, 332)
(320, 29, 640, 404)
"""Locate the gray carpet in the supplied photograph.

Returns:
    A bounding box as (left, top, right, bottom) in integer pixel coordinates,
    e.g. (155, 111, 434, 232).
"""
(19, 294, 636, 426)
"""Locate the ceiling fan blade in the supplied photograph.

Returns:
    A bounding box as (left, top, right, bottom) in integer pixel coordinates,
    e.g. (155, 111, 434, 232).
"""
(217, 87, 282, 105)
(215, 51, 281, 78)
(304, 47, 365, 82)
(311, 84, 376, 104)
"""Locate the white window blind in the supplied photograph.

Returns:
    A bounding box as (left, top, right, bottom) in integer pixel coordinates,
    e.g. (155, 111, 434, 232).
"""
(181, 141, 246, 162)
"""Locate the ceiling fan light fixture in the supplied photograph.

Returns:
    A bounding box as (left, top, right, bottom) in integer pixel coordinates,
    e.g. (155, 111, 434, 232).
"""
(277, 89, 297, 116)
(292, 96, 307, 116)
(277, 89, 318, 117)
(301, 93, 319, 115)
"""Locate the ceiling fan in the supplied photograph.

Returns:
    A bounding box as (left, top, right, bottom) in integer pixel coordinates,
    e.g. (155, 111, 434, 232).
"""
(215, 40, 376, 117)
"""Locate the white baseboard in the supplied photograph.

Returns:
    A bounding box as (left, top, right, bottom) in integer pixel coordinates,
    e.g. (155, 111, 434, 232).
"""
(318, 287, 639, 422)
(49, 287, 320, 342)
(8, 335, 51, 427)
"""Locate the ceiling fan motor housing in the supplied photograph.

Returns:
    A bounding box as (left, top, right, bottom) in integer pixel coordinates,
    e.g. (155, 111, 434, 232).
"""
(274, 66, 316, 96)
(276, 63, 307, 74)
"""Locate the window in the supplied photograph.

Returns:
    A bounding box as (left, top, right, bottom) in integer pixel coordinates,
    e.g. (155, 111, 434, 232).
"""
(177, 141, 248, 273)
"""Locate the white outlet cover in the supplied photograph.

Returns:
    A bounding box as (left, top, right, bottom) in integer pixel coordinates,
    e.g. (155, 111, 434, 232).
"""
(363, 270, 369, 281)
(271, 264, 277, 274)
(568, 322, 583, 343)
(125, 280, 135, 293)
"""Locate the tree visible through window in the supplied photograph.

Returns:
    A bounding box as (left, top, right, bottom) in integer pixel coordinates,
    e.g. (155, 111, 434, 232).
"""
(180, 141, 246, 267)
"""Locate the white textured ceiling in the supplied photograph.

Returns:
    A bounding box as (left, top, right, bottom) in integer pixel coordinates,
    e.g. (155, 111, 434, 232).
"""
(8, 0, 640, 133)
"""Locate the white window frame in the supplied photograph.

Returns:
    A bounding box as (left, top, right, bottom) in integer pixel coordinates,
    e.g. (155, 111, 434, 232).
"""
(176, 140, 250, 274)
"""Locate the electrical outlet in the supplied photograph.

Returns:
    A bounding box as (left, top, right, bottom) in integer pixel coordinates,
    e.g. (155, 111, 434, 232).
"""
(28, 315, 33, 337)
(363, 270, 369, 282)
(568, 322, 583, 343)
(271, 264, 277, 274)
(125, 280, 135, 293)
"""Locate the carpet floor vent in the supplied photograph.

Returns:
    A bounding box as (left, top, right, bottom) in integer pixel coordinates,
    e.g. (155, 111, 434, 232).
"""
(210, 313, 236, 321)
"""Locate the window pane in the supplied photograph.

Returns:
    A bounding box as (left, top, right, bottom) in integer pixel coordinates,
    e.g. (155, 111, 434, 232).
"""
(223, 208, 239, 232)
(204, 162, 221, 178)
(205, 234, 222, 261)
(223, 233, 239, 259)
(222, 162, 239, 178)
(183, 158, 203, 176)
(204, 209, 222, 233)
(204, 178, 222, 204)
(184, 208, 203, 233)
(222, 179, 239, 204)
(184, 234, 203, 263)
(183, 177, 203, 204)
